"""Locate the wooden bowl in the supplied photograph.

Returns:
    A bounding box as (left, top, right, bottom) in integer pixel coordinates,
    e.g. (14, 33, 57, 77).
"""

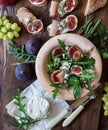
(35, 33, 102, 100)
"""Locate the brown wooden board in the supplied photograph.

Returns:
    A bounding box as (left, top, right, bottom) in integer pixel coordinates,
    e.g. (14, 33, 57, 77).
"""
(0, 0, 108, 130)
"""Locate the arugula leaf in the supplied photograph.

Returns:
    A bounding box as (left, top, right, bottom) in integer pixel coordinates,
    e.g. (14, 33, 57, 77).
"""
(73, 86, 82, 99)
(52, 88, 60, 99)
(79, 71, 98, 81)
(14, 88, 40, 130)
(57, 39, 66, 49)
(8, 40, 36, 64)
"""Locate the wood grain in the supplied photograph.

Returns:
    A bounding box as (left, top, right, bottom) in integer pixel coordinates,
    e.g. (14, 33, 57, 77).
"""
(0, 0, 108, 130)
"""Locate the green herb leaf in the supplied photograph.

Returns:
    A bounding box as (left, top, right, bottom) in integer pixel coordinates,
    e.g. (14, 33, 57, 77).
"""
(52, 88, 60, 99)
(73, 86, 82, 99)
(57, 39, 66, 49)
(14, 88, 40, 130)
(8, 39, 36, 64)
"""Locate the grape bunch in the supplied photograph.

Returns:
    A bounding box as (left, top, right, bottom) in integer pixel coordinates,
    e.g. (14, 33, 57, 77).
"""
(102, 82, 108, 116)
(0, 16, 21, 41)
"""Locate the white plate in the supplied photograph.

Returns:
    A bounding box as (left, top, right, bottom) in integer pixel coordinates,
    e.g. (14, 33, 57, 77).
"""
(35, 33, 102, 100)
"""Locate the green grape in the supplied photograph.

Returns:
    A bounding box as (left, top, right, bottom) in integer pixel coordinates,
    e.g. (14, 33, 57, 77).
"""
(104, 86, 108, 93)
(1, 27, 7, 33)
(11, 23, 18, 30)
(16, 27, 21, 32)
(7, 32, 14, 39)
(0, 32, 4, 39)
(106, 101, 108, 106)
(13, 31, 19, 38)
(2, 16, 7, 21)
(103, 104, 108, 110)
(0, 19, 3, 26)
(104, 110, 108, 116)
(5, 23, 11, 30)
(3, 19, 9, 25)
(102, 97, 108, 102)
(3, 34, 8, 41)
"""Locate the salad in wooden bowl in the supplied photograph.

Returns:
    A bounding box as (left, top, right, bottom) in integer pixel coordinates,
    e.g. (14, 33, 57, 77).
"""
(35, 34, 102, 100)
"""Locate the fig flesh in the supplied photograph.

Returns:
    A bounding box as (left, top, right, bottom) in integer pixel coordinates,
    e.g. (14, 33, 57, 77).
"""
(25, 38, 42, 55)
(51, 70, 64, 84)
(15, 64, 32, 81)
(29, 0, 46, 6)
(68, 45, 83, 60)
(58, 0, 78, 17)
(71, 65, 83, 75)
(27, 19, 43, 34)
(52, 47, 63, 56)
(66, 15, 78, 31)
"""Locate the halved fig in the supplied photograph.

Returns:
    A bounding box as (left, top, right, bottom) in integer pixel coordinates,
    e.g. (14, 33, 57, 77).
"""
(68, 45, 83, 60)
(52, 47, 63, 56)
(29, 0, 46, 6)
(27, 19, 43, 34)
(71, 65, 83, 75)
(65, 15, 78, 31)
(51, 70, 64, 84)
(58, 0, 78, 17)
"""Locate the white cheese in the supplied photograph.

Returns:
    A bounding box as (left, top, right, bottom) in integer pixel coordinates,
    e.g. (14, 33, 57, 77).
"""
(60, 61, 71, 72)
(27, 97, 50, 120)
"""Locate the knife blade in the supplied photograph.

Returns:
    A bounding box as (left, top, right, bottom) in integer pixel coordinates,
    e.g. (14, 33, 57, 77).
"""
(46, 83, 101, 129)
(46, 94, 89, 129)
(62, 83, 102, 127)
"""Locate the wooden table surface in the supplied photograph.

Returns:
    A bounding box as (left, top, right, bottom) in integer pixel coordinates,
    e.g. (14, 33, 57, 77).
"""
(0, 0, 108, 130)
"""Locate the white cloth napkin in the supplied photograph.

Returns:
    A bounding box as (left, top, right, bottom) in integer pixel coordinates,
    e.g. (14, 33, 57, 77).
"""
(6, 80, 69, 130)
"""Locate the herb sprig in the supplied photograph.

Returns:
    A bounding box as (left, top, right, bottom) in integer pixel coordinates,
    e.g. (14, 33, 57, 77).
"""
(8, 39, 36, 64)
(78, 14, 108, 58)
(14, 88, 40, 130)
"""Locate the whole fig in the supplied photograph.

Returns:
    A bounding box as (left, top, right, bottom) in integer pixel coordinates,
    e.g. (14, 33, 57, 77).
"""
(25, 38, 42, 55)
(15, 64, 32, 81)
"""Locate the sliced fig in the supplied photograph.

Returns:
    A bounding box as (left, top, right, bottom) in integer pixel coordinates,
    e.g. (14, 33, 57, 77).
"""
(27, 19, 43, 34)
(65, 15, 78, 31)
(68, 45, 83, 60)
(29, 0, 46, 6)
(71, 65, 83, 75)
(51, 70, 64, 84)
(58, 0, 78, 17)
(52, 47, 63, 56)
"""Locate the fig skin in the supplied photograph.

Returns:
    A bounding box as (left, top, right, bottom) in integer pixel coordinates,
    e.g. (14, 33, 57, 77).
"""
(66, 15, 78, 31)
(25, 38, 42, 55)
(15, 64, 32, 81)
(68, 45, 83, 60)
(52, 47, 63, 56)
(51, 70, 64, 84)
(71, 65, 83, 75)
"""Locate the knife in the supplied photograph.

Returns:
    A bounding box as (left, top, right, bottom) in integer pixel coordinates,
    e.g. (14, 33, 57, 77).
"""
(46, 94, 89, 129)
(62, 83, 102, 127)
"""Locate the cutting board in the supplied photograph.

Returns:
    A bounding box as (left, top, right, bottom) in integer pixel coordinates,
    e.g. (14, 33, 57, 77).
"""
(0, 0, 108, 130)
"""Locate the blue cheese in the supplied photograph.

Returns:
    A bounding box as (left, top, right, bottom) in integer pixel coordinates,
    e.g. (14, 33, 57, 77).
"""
(60, 61, 71, 72)
(27, 97, 50, 120)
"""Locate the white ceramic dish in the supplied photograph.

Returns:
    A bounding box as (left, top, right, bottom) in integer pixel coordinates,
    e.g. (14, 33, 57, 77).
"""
(35, 33, 102, 100)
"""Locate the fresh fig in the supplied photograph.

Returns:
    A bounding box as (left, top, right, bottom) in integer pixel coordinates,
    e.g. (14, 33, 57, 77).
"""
(58, 0, 78, 17)
(25, 38, 42, 55)
(15, 64, 32, 81)
(65, 15, 78, 31)
(27, 19, 43, 34)
(52, 47, 63, 56)
(71, 65, 83, 75)
(29, 0, 46, 6)
(51, 70, 64, 84)
(68, 45, 83, 60)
